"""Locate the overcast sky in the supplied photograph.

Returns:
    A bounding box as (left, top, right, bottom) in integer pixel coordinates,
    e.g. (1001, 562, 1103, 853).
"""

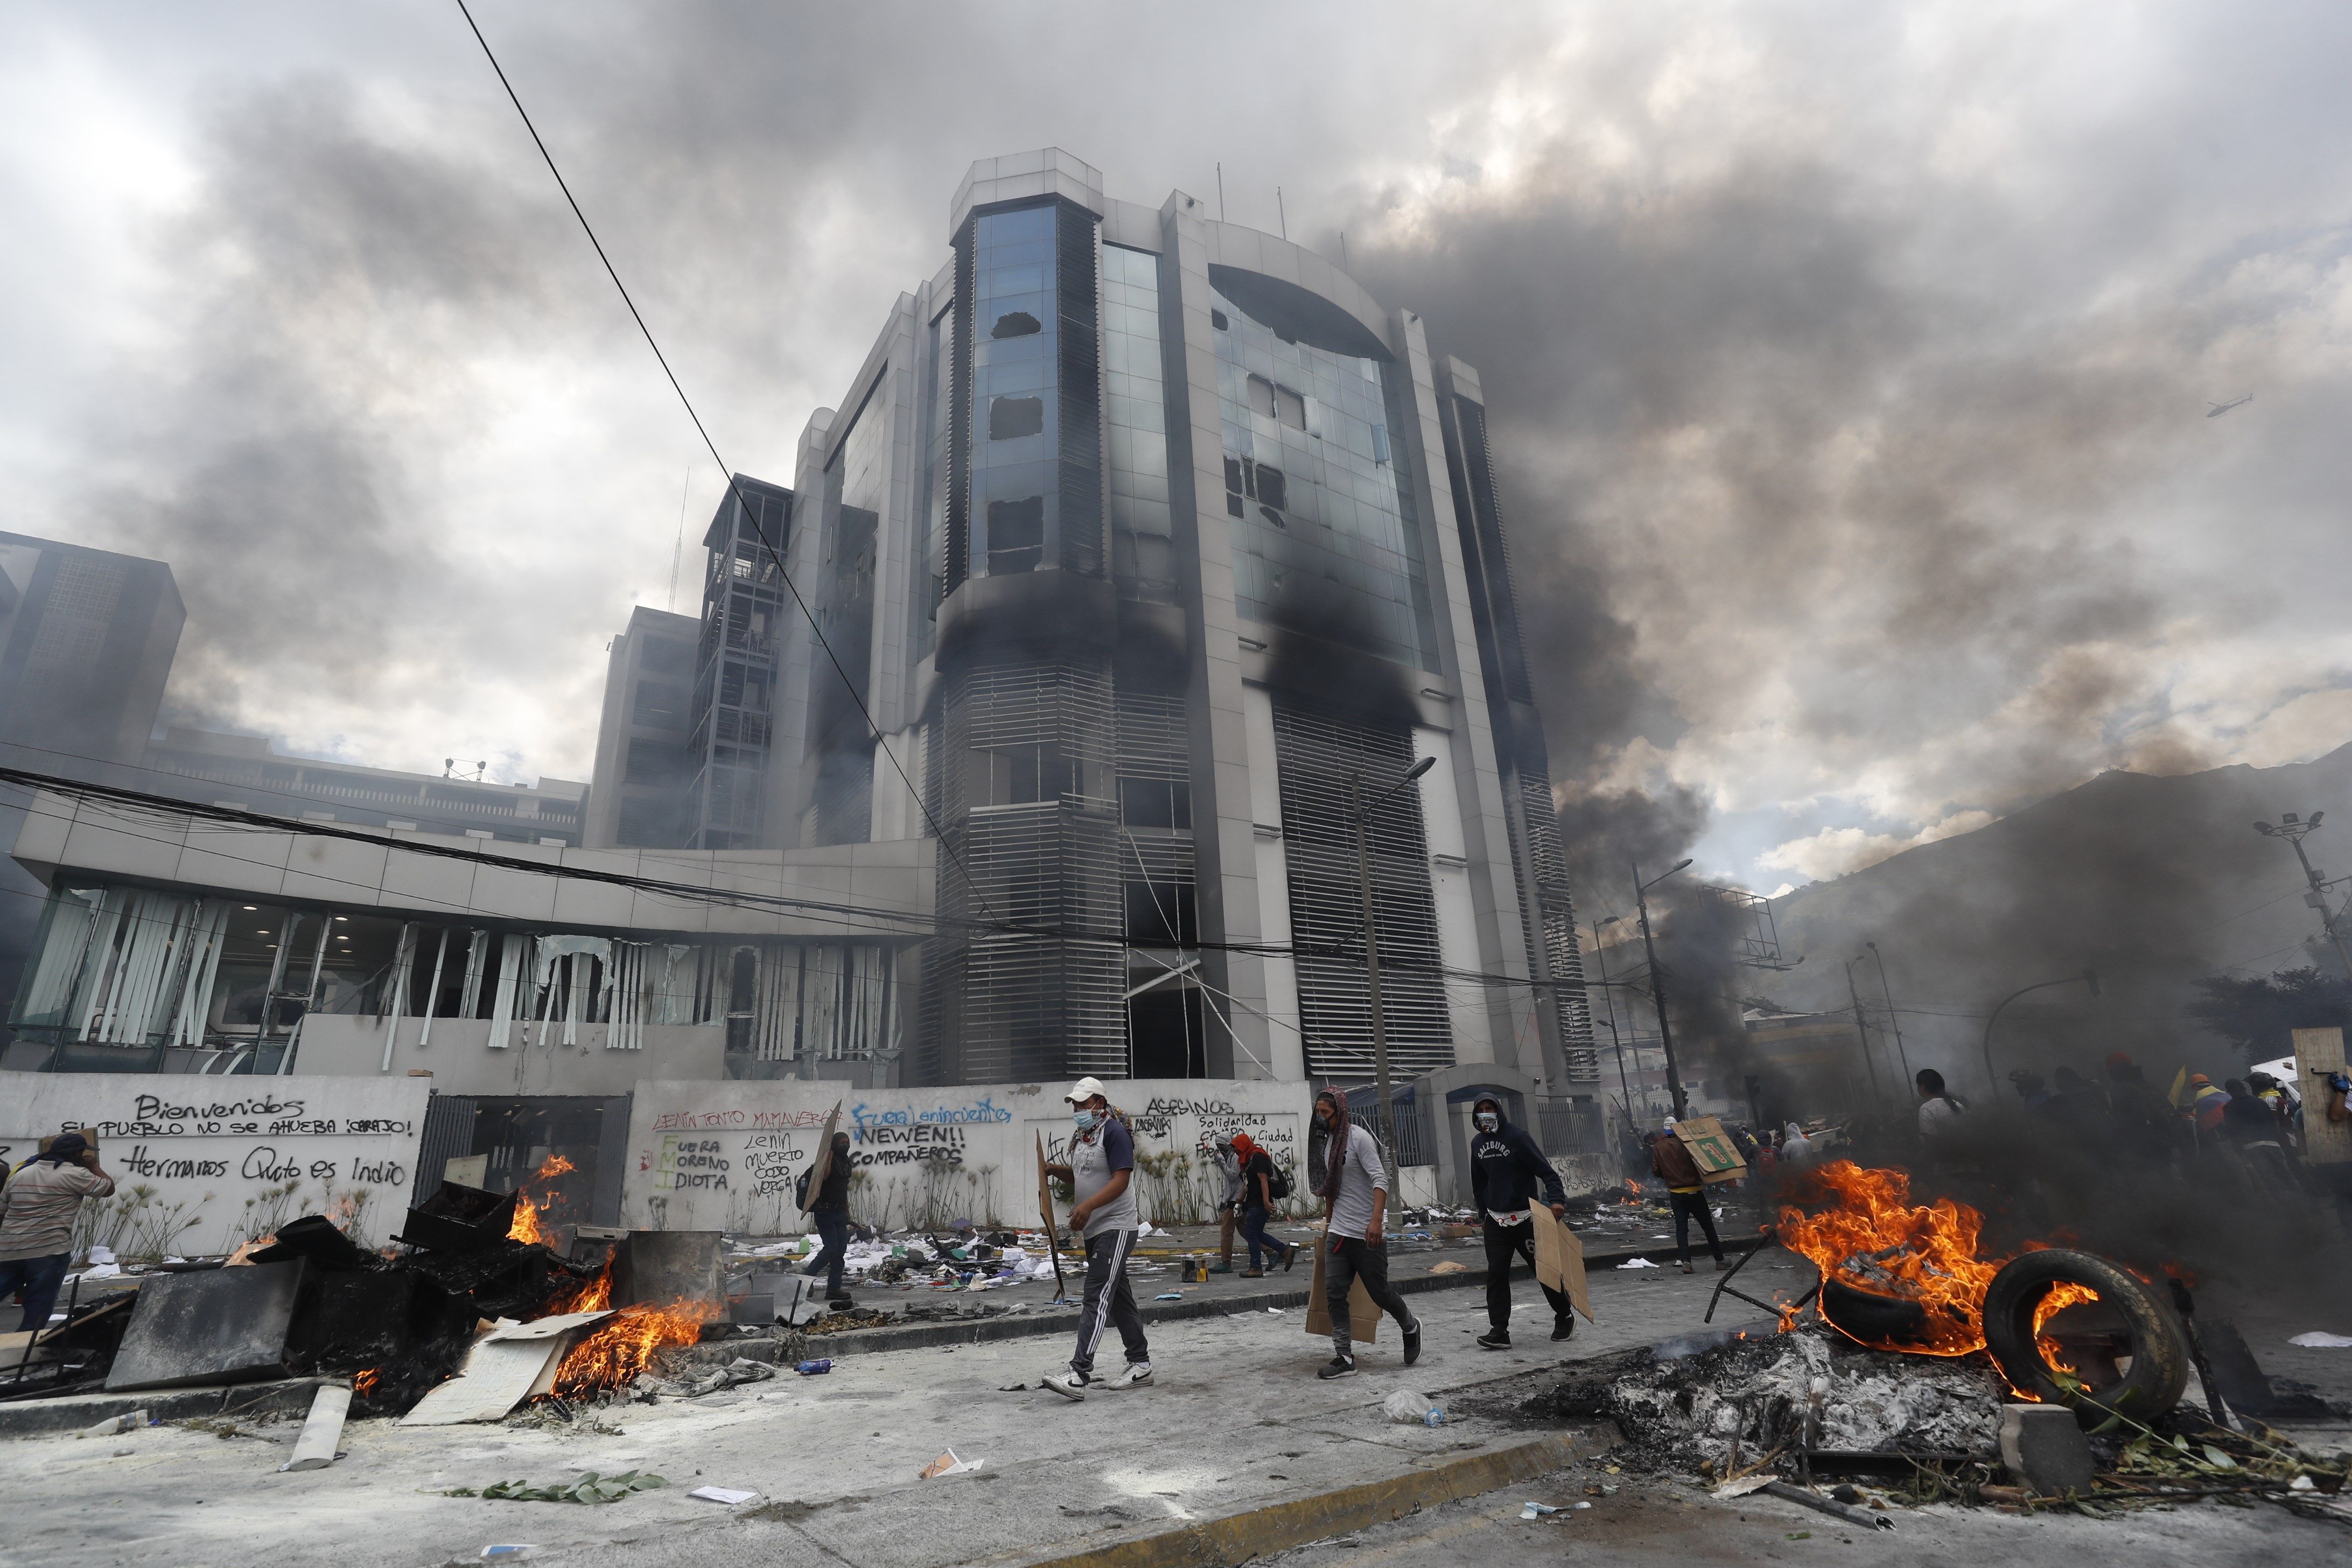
(2, 2, 2346, 899)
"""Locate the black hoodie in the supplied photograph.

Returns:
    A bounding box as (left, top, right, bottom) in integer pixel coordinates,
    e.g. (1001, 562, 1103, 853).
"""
(1467, 1105, 1566, 1218)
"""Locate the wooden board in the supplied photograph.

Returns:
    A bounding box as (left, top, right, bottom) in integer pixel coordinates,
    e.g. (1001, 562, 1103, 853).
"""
(1530, 1200, 1595, 1324)
(1035, 1131, 1062, 1250)
(1303, 1235, 1383, 1342)
(797, 1100, 842, 1212)
(2295, 1027, 2351, 1166)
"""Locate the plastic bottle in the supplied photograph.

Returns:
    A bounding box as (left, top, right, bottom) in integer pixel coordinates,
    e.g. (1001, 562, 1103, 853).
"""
(795, 1359, 834, 1375)
(1423, 1406, 1447, 1427)
(479, 1549, 540, 1562)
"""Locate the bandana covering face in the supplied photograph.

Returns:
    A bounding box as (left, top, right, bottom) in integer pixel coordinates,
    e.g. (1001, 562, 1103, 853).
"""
(1315, 1091, 1351, 1200)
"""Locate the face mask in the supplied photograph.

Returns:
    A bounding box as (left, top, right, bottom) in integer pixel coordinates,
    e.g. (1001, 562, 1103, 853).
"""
(1072, 1108, 1097, 1132)
(1475, 1112, 1499, 1132)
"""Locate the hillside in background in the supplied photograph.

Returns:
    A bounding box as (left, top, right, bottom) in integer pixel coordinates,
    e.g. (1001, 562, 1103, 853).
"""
(1759, 741, 2352, 1101)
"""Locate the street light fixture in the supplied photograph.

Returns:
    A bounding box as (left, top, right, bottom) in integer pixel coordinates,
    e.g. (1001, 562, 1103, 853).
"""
(2253, 813, 2352, 982)
(1865, 941, 1912, 1084)
(1631, 857, 1695, 1119)
(1350, 753, 1437, 1157)
(1979, 968, 2101, 1094)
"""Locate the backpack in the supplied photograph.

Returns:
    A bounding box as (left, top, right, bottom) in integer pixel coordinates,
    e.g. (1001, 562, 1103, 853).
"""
(794, 1163, 815, 1210)
(1262, 1159, 1291, 1201)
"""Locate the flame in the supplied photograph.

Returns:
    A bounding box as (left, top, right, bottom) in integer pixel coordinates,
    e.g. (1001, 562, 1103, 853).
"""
(507, 1153, 578, 1245)
(1777, 1161, 2005, 1356)
(352, 1368, 380, 1398)
(1625, 1179, 1644, 1197)
(549, 1297, 712, 1396)
(2032, 1282, 2101, 1373)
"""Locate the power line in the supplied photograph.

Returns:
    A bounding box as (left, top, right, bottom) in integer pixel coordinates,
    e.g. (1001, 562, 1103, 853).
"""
(450, 1, 995, 923)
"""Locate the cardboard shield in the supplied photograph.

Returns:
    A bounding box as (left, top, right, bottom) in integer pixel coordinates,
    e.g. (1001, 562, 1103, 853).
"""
(1303, 1235, 1383, 1343)
(1674, 1115, 1748, 1186)
(2295, 1027, 2351, 1166)
(1530, 1201, 1595, 1324)
(799, 1100, 842, 1213)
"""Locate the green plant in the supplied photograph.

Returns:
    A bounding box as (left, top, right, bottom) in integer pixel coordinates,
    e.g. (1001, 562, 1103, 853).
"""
(227, 1179, 306, 1250)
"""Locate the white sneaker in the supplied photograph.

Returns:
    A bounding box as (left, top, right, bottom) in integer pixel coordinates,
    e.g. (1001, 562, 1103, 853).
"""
(1107, 1362, 1154, 1390)
(1042, 1369, 1091, 1400)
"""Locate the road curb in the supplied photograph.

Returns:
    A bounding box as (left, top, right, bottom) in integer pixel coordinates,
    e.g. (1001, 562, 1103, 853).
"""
(782, 1237, 1775, 1360)
(990, 1429, 1606, 1568)
(0, 1377, 320, 1440)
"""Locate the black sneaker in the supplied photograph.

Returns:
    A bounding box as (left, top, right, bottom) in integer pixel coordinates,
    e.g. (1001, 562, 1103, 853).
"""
(1402, 1320, 1423, 1367)
(1476, 1327, 1511, 1350)
(1283, 1243, 1298, 1272)
(1552, 1315, 1574, 1342)
(1317, 1355, 1357, 1380)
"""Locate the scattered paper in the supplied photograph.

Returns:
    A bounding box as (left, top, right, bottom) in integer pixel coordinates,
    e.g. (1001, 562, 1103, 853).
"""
(1618, 1258, 1660, 1270)
(919, 1450, 983, 1479)
(1715, 1474, 1775, 1499)
(1429, 1261, 1468, 1275)
(1520, 1502, 1560, 1519)
(689, 1487, 759, 1506)
(2290, 1332, 2352, 1348)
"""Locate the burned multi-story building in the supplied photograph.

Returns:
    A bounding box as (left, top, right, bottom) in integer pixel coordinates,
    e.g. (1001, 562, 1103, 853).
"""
(593, 151, 1597, 1103)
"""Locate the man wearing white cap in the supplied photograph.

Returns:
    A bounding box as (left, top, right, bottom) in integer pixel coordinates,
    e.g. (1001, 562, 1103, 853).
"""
(1041, 1077, 1152, 1398)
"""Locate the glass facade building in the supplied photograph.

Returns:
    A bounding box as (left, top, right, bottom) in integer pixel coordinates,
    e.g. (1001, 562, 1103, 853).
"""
(641, 151, 1599, 1102)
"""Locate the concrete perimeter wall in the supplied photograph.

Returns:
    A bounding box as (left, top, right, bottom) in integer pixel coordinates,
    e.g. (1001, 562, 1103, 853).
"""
(621, 1077, 1317, 1236)
(0, 1074, 431, 1258)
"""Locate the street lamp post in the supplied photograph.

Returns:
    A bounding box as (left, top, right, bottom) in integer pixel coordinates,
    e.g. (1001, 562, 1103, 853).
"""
(1866, 941, 1912, 1085)
(1592, 916, 1638, 1135)
(2254, 814, 2352, 983)
(1350, 754, 1436, 1159)
(1980, 969, 2101, 1093)
(1631, 857, 1695, 1120)
(1844, 956, 1886, 1104)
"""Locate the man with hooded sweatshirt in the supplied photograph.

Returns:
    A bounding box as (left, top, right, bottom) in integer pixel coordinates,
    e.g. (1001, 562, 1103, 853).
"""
(1312, 1088, 1420, 1379)
(1466, 1095, 1572, 1349)
(0, 1131, 114, 1333)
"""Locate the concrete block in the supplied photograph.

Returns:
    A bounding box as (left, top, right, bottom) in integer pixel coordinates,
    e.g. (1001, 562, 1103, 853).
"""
(1999, 1402, 2096, 1496)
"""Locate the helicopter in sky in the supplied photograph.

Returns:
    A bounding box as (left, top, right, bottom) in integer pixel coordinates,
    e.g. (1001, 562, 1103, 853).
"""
(2206, 394, 2253, 418)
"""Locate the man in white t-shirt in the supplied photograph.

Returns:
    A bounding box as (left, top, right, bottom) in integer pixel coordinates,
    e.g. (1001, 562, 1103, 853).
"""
(1915, 1069, 1966, 1145)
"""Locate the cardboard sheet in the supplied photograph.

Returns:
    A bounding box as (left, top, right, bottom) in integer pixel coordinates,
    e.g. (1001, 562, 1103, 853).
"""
(1530, 1201, 1595, 1324)
(1302, 1235, 1383, 1342)
(1674, 1116, 1748, 1186)
(2295, 1027, 2350, 1165)
(799, 1100, 843, 1212)
(398, 1311, 613, 1425)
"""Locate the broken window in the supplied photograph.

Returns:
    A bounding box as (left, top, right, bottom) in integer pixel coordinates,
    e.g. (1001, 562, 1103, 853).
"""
(1118, 777, 1192, 830)
(991, 310, 1041, 339)
(989, 395, 1045, 440)
(1124, 879, 1199, 946)
(1211, 309, 1229, 331)
(1273, 384, 1306, 430)
(1258, 506, 1287, 530)
(1247, 374, 1277, 420)
(1224, 456, 1245, 496)
(974, 743, 1074, 807)
(1254, 465, 1288, 511)
(985, 495, 1044, 574)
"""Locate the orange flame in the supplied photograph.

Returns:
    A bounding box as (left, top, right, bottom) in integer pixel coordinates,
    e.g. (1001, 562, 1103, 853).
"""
(2032, 1282, 2101, 1373)
(1777, 1160, 2005, 1356)
(549, 1298, 712, 1396)
(507, 1153, 578, 1245)
(351, 1368, 380, 1398)
(1625, 1179, 1644, 1196)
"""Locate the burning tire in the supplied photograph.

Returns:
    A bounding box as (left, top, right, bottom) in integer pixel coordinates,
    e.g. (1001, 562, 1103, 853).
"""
(1982, 1249, 2188, 1429)
(1818, 1276, 1936, 1348)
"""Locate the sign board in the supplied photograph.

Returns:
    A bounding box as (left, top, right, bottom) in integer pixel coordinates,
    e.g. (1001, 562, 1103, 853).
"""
(0, 1075, 429, 1259)
(1530, 1200, 1595, 1324)
(797, 1101, 842, 1212)
(2295, 1027, 2351, 1166)
(1303, 1234, 1383, 1343)
(1674, 1116, 1748, 1186)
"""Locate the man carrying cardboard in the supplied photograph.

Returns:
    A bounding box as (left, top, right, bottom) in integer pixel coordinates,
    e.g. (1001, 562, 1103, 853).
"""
(1042, 1078, 1152, 1398)
(1466, 1095, 1573, 1349)
(1650, 1119, 1727, 1273)
(1313, 1088, 1420, 1379)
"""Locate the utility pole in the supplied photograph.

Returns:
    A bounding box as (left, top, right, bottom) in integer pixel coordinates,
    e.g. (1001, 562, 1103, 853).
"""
(1350, 755, 1435, 1159)
(2255, 813, 2352, 982)
(1844, 956, 1885, 1104)
(1593, 919, 1636, 1121)
(1867, 941, 1912, 1085)
(1631, 858, 1693, 1120)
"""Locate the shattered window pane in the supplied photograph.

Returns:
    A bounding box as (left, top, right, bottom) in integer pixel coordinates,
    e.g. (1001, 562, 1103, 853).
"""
(1273, 384, 1306, 430)
(991, 310, 1041, 339)
(986, 495, 1044, 574)
(989, 395, 1045, 440)
(1247, 374, 1277, 420)
(1254, 465, 1287, 511)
